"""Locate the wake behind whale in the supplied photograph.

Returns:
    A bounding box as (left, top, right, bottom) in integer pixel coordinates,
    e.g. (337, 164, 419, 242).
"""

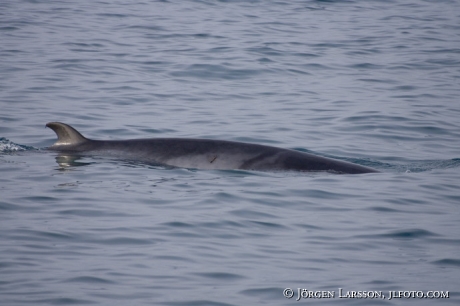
(45, 122, 379, 174)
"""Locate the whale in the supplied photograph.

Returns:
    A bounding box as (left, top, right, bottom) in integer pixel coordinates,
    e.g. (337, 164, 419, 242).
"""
(45, 122, 379, 174)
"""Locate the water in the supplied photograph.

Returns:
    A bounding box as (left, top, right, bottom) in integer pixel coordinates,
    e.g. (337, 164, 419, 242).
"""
(1, 0, 460, 305)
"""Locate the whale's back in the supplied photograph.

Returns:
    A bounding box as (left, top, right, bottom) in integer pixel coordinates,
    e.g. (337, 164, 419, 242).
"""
(45, 122, 379, 174)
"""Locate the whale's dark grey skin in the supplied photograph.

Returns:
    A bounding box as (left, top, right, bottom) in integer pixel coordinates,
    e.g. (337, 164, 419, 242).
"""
(46, 122, 379, 174)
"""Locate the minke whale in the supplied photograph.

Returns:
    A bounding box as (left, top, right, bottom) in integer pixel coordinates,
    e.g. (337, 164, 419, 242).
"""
(46, 122, 378, 174)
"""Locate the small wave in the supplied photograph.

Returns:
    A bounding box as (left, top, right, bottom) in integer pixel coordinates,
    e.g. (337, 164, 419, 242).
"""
(357, 229, 439, 240)
(394, 159, 460, 173)
(340, 157, 460, 173)
(432, 258, 460, 267)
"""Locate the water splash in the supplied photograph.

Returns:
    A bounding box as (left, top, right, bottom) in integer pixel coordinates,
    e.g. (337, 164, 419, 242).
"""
(0, 137, 35, 153)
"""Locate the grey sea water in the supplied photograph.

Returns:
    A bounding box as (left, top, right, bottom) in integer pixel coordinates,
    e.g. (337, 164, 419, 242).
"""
(1, 0, 460, 305)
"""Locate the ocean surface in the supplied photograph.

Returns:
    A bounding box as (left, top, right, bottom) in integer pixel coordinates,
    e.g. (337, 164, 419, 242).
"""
(1, 0, 460, 305)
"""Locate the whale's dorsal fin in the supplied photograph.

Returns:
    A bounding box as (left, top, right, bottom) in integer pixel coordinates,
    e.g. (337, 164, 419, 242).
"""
(46, 122, 88, 147)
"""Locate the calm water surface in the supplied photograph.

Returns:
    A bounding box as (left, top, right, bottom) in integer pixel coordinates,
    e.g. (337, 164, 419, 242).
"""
(1, 0, 460, 305)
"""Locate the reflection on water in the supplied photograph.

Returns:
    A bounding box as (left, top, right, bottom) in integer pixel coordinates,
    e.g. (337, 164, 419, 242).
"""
(55, 154, 94, 169)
